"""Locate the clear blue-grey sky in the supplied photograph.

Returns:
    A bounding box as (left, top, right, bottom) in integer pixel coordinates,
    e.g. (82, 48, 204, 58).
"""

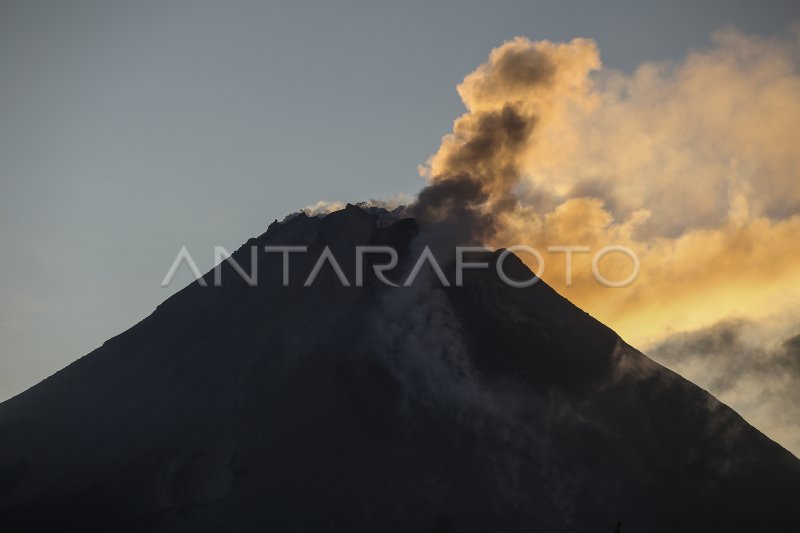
(1, 0, 798, 401)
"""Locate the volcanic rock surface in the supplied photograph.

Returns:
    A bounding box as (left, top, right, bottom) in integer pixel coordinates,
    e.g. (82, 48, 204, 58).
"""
(1, 205, 799, 532)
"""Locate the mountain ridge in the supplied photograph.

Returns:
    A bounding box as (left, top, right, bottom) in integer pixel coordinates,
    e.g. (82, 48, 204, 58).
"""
(1, 204, 799, 532)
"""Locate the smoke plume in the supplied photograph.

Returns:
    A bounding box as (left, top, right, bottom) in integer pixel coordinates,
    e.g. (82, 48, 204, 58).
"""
(412, 37, 600, 243)
(409, 28, 800, 343)
(403, 26, 800, 455)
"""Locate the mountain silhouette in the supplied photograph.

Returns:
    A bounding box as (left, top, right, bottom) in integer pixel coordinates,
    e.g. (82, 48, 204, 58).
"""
(1, 205, 799, 532)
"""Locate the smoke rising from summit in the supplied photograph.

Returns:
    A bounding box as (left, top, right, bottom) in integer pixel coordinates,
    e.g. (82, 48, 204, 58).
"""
(403, 27, 800, 456)
(412, 37, 600, 243)
(409, 29, 800, 347)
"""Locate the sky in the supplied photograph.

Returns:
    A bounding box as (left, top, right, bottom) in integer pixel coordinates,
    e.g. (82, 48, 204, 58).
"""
(1, 0, 799, 450)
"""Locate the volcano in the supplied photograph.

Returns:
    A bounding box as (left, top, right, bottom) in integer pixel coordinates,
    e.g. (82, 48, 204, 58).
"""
(1, 205, 799, 532)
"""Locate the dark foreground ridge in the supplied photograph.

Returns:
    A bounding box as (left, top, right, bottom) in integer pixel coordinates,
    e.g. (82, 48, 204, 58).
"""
(1, 205, 799, 532)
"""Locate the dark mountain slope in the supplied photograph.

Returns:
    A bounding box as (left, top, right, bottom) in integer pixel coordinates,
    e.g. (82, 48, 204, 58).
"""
(1, 205, 798, 532)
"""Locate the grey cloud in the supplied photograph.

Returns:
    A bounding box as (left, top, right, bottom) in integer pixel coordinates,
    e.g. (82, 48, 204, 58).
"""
(649, 319, 800, 456)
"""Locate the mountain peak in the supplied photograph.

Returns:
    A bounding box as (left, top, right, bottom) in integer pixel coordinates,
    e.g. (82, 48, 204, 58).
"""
(1, 206, 799, 532)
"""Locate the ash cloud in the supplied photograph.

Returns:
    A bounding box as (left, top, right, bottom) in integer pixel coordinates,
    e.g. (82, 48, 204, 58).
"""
(411, 37, 600, 244)
(404, 28, 800, 354)
(306, 26, 800, 456)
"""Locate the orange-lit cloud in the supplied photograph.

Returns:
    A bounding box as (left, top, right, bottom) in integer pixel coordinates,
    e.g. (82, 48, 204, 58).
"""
(419, 28, 800, 343)
(416, 28, 800, 454)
